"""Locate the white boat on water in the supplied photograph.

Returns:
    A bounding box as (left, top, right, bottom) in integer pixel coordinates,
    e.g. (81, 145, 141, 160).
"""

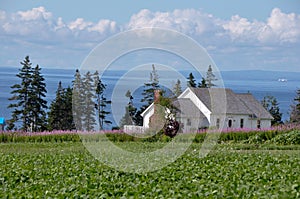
(278, 78, 287, 82)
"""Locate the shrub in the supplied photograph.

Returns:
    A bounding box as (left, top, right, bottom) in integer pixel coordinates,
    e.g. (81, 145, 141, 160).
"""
(269, 130, 300, 145)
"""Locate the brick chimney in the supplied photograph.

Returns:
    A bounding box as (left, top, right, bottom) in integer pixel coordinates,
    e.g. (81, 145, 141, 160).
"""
(154, 89, 161, 104)
(150, 89, 165, 131)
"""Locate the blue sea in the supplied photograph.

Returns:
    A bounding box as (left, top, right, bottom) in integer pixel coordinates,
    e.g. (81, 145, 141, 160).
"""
(0, 66, 299, 128)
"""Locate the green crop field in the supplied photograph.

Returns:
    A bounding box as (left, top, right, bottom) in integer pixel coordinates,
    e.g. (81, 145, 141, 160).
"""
(0, 142, 299, 198)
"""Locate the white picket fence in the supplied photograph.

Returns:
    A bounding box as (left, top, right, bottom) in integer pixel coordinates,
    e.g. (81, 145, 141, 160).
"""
(123, 125, 145, 134)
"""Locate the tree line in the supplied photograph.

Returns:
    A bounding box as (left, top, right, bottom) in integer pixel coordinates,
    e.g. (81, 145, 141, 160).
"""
(6, 56, 300, 132)
(7, 56, 111, 132)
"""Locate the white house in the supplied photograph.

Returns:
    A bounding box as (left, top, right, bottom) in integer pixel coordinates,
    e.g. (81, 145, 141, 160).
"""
(141, 88, 273, 132)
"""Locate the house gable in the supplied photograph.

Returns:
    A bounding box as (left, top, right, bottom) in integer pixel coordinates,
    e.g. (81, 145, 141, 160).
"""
(140, 103, 154, 128)
(178, 87, 212, 122)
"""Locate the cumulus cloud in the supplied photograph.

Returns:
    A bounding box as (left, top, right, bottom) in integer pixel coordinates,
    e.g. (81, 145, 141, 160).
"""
(0, 7, 118, 41)
(127, 9, 221, 36)
(127, 8, 300, 45)
(223, 8, 300, 44)
(17, 6, 52, 21)
(68, 18, 93, 31)
(0, 6, 299, 70)
(1, 7, 299, 45)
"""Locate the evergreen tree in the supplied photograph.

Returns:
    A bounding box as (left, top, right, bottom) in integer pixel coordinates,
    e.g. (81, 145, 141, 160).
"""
(261, 95, 282, 125)
(29, 65, 48, 131)
(290, 89, 300, 123)
(134, 64, 160, 126)
(126, 90, 137, 121)
(48, 81, 65, 130)
(119, 90, 136, 128)
(7, 56, 47, 132)
(72, 69, 84, 130)
(198, 77, 208, 88)
(187, 73, 196, 88)
(205, 65, 217, 88)
(94, 71, 111, 130)
(64, 86, 76, 130)
(48, 82, 75, 131)
(173, 79, 182, 97)
(140, 64, 160, 109)
(82, 71, 96, 131)
(8, 56, 33, 131)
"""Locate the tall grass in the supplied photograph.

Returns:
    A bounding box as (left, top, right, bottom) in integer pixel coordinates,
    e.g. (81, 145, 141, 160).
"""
(0, 124, 299, 143)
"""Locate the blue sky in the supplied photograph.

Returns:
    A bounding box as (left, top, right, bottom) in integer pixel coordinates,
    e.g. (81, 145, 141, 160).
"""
(0, 0, 300, 71)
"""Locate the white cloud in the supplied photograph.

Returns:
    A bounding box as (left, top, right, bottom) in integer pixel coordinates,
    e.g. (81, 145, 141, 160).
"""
(223, 8, 300, 44)
(17, 6, 52, 21)
(88, 20, 118, 33)
(0, 7, 118, 39)
(68, 18, 93, 31)
(0, 7, 299, 71)
(127, 9, 221, 36)
(265, 8, 300, 43)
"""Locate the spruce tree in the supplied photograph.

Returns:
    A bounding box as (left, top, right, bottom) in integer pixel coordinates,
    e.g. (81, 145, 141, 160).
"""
(7, 56, 47, 132)
(64, 86, 76, 130)
(140, 64, 160, 109)
(94, 71, 111, 130)
(134, 64, 160, 126)
(82, 71, 96, 131)
(198, 77, 208, 88)
(290, 89, 300, 123)
(261, 95, 282, 125)
(72, 69, 84, 130)
(187, 73, 196, 88)
(8, 56, 33, 131)
(48, 82, 75, 131)
(205, 65, 217, 88)
(119, 90, 136, 128)
(29, 65, 48, 131)
(173, 79, 182, 97)
(48, 81, 65, 130)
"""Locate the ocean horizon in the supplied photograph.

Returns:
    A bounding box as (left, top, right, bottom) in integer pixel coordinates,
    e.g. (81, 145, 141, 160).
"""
(1, 66, 299, 129)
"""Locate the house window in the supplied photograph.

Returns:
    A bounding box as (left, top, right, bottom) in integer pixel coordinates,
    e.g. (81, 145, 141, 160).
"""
(257, 120, 261, 129)
(216, 118, 220, 129)
(240, 119, 244, 128)
(187, 118, 191, 126)
(228, 119, 232, 128)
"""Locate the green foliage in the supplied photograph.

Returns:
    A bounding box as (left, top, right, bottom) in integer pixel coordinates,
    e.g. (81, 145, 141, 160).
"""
(82, 71, 96, 131)
(72, 69, 84, 130)
(72, 70, 111, 130)
(205, 65, 217, 88)
(269, 130, 300, 145)
(290, 89, 300, 123)
(187, 72, 196, 88)
(0, 142, 299, 198)
(135, 64, 160, 126)
(261, 95, 282, 125)
(197, 77, 207, 88)
(187, 65, 216, 89)
(119, 90, 136, 128)
(172, 79, 182, 96)
(0, 132, 81, 143)
(48, 82, 75, 131)
(140, 64, 160, 107)
(94, 71, 111, 130)
(7, 56, 47, 131)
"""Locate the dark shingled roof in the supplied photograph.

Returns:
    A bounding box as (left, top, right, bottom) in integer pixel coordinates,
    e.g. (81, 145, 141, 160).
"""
(172, 98, 205, 118)
(236, 93, 273, 119)
(189, 88, 273, 119)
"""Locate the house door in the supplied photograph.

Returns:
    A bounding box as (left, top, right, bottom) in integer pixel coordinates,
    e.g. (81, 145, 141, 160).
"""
(228, 119, 232, 128)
